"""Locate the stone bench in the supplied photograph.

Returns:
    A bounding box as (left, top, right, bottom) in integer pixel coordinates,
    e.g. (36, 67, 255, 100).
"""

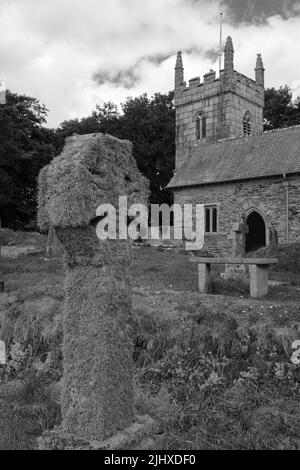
(190, 257, 278, 298)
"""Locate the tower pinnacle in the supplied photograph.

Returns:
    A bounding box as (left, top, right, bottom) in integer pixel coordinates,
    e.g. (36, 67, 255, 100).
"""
(175, 51, 184, 89)
(224, 36, 234, 73)
(255, 53, 265, 87)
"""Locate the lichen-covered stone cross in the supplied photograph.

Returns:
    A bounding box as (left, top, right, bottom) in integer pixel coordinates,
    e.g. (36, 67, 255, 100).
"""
(38, 133, 148, 442)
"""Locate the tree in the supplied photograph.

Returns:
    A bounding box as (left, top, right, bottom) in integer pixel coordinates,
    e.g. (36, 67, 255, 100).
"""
(118, 92, 175, 206)
(0, 91, 57, 229)
(55, 93, 175, 206)
(264, 85, 300, 130)
(55, 101, 122, 154)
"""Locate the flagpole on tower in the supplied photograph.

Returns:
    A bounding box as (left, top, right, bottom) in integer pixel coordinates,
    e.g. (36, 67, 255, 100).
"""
(0, 80, 6, 293)
(219, 12, 223, 75)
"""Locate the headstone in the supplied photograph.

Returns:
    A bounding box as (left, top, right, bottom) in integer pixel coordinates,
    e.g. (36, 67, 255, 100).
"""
(0, 340, 6, 365)
(37, 133, 155, 450)
(45, 225, 63, 258)
(198, 263, 211, 293)
(0, 80, 6, 105)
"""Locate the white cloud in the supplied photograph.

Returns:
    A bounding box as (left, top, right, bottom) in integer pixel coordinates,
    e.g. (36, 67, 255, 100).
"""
(1, 0, 300, 127)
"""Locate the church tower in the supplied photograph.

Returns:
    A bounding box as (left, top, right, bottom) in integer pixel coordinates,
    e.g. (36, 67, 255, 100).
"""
(174, 37, 265, 168)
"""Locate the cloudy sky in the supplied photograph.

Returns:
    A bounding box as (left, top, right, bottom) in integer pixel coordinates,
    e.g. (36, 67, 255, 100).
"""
(1, 0, 300, 127)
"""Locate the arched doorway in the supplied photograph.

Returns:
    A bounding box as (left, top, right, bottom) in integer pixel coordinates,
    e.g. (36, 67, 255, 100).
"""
(245, 211, 266, 253)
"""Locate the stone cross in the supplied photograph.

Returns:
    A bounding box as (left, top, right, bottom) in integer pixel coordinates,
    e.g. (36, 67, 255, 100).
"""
(37, 133, 150, 449)
(228, 217, 249, 258)
(45, 226, 55, 258)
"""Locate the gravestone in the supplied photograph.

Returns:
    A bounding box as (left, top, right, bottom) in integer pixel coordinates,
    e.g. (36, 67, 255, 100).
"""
(0, 340, 6, 365)
(37, 133, 154, 450)
(45, 226, 63, 258)
(0, 80, 6, 105)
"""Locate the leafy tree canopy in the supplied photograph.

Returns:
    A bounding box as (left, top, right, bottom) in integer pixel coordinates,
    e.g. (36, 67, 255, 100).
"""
(0, 91, 57, 229)
(264, 85, 300, 130)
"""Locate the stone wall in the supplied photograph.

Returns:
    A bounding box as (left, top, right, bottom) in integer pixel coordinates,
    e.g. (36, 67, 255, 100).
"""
(174, 174, 300, 255)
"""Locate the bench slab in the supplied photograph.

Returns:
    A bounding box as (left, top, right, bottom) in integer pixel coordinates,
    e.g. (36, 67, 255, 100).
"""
(190, 257, 278, 265)
(191, 257, 279, 299)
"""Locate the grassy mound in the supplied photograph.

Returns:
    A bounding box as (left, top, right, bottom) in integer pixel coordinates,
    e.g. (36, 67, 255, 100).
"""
(251, 242, 300, 286)
(255, 242, 300, 273)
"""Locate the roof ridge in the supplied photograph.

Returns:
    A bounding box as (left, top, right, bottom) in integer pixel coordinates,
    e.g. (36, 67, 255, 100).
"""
(169, 124, 300, 189)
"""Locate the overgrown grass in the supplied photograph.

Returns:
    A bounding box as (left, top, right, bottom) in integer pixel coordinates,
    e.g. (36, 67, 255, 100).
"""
(0, 240, 299, 449)
(131, 247, 196, 291)
(0, 376, 61, 450)
(0, 228, 46, 249)
(132, 306, 300, 450)
(254, 242, 300, 286)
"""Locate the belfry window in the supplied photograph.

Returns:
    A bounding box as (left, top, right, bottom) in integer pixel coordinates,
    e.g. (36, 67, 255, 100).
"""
(243, 112, 251, 136)
(196, 114, 206, 141)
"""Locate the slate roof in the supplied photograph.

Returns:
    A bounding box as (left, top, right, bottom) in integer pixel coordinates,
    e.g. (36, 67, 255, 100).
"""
(168, 126, 300, 189)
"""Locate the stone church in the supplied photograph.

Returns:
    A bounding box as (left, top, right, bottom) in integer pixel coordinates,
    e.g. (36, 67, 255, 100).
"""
(168, 36, 300, 254)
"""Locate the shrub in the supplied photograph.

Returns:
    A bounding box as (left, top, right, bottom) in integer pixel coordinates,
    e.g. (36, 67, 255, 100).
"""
(0, 228, 15, 245)
(255, 243, 300, 275)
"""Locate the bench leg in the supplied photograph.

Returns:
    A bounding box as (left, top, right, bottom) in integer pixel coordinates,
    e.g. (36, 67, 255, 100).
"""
(249, 265, 269, 298)
(198, 263, 211, 293)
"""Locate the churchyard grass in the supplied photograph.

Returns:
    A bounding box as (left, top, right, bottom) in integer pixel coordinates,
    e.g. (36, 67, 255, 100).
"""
(0, 237, 300, 449)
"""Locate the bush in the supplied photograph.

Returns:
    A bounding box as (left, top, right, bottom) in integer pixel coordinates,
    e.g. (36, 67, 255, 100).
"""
(0, 228, 15, 245)
(255, 243, 300, 274)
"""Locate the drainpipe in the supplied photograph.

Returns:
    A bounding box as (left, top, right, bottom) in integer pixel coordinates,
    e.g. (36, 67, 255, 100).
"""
(283, 174, 290, 243)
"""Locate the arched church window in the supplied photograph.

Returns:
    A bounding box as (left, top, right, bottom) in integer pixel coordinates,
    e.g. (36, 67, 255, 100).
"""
(243, 112, 251, 136)
(196, 113, 206, 141)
